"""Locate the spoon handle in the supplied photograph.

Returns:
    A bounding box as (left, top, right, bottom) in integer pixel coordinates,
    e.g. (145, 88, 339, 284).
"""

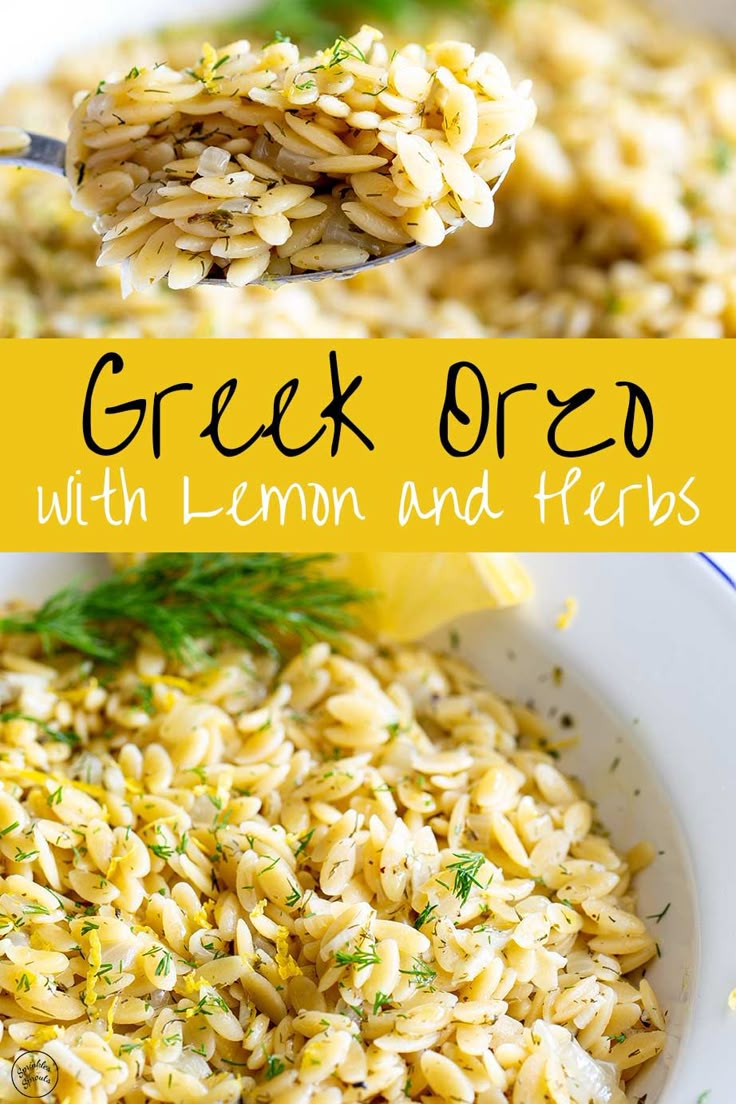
(0, 132, 66, 176)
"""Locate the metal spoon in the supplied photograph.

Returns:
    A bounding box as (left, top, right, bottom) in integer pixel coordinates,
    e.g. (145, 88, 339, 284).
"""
(0, 130, 507, 288)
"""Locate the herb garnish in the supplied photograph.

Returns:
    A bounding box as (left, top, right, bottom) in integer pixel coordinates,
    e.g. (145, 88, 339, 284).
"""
(399, 957, 437, 989)
(413, 901, 437, 929)
(265, 1054, 286, 1080)
(130, 684, 155, 716)
(446, 851, 485, 905)
(294, 828, 315, 857)
(335, 944, 381, 968)
(0, 553, 365, 662)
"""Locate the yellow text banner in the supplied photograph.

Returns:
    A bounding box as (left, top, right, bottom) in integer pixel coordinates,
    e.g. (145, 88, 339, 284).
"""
(1, 339, 730, 550)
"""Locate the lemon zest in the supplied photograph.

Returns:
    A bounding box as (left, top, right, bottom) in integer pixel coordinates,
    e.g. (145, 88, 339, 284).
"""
(27, 1024, 59, 1047)
(0, 764, 111, 817)
(190, 900, 214, 930)
(183, 971, 205, 995)
(140, 673, 194, 693)
(198, 42, 223, 93)
(239, 950, 256, 970)
(250, 900, 267, 921)
(86, 930, 102, 1007)
(29, 930, 56, 952)
(105, 994, 119, 1040)
(275, 925, 302, 980)
(106, 847, 136, 879)
(59, 679, 98, 703)
(556, 597, 579, 631)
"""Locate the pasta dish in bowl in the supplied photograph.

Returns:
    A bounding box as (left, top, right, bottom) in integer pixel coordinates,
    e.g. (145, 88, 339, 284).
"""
(0, 553, 671, 1103)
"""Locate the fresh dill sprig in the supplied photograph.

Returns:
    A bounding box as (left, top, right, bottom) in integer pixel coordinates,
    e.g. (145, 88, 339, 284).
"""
(155, 949, 173, 976)
(413, 901, 437, 929)
(399, 957, 436, 989)
(285, 882, 302, 907)
(0, 553, 366, 662)
(119, 1041, 144, 1054)
(148, 842, 175, 860)
(293, 827, 315, 858)
(446, 851, 485, 906)
(335, 944, 381, 968)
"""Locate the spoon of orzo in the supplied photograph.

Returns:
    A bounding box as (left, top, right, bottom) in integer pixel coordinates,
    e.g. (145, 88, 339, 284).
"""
(0, 28, 534, 293)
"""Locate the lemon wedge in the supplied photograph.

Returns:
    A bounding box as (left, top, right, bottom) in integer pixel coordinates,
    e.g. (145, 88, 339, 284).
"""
(327, 553, 533, 640)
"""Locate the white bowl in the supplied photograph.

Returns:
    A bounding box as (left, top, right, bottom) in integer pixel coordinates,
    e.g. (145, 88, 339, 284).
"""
(5, 0, 736, 86)
(0, 551, 733, 1104)
(434, 552, 736, 1104)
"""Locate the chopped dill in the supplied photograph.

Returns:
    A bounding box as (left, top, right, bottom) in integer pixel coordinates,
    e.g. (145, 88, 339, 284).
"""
(335, 944, 381, 968)
(447, 851, 485, 905)
(148, 842, 175, 860)
(294, 828, 315, 857)
(285, 882, 302, 907)
(399, 957, 437, 989)
(413, 901, 438, 929)
(265, 1054, 286, 1080)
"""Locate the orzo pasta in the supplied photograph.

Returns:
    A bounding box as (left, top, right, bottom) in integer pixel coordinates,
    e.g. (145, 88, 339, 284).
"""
(66, 28, 534, 290)
(0, 576, 664, 1103)
(3, 0, 734, 333)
